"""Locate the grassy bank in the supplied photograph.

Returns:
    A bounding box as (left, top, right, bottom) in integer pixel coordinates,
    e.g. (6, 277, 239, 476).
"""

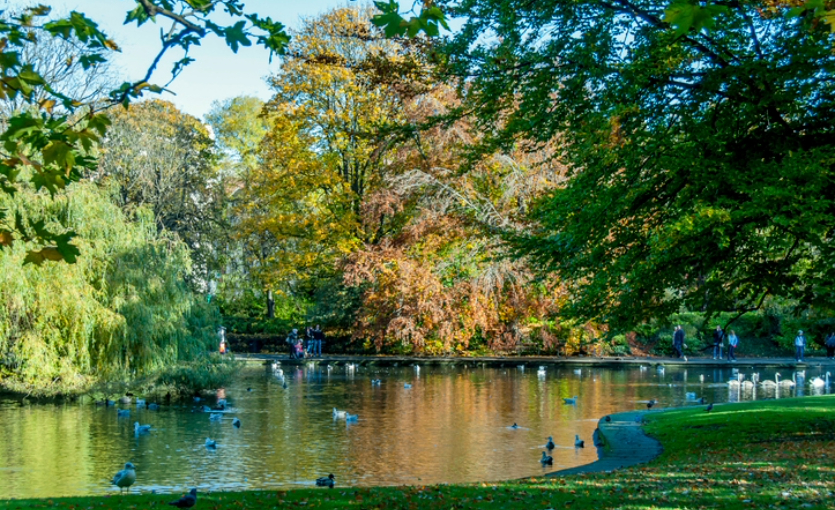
(2, 396, 833, 509)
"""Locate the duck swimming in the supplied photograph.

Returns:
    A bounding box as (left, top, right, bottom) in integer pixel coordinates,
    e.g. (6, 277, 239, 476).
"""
(540, 452, 553, 465)
(545, 436, 555, 450)
(574, 434, 584, 448)
(316, 474, 336, 488)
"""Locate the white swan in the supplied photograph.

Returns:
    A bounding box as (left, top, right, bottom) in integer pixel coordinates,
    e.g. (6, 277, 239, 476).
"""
(777, 373, 795, 387)
(727, 373, 743, 387)
(537, 366, 547, 375)
(810, 372, 830, 388)
(759, 374, 778, 388)
(333, 408, 347, 419)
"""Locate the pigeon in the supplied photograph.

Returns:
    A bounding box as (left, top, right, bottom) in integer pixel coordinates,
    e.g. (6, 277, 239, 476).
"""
(232, 417, 241, 428)
(575, 434, 585, 448)
(540, 451, 553, 465)
(545, 436, 555, 450)
(205, 438, 217, 449)
(316, 473, 336, 488)
(169, 488, 197, 508)
(117, 409, 130, 417)
(647, 399, 657, 409)
(563, 396, 578, 405)
(111, 462, 136, 493)
(134, 422, 151, 434)
(706, 403, 714, 413)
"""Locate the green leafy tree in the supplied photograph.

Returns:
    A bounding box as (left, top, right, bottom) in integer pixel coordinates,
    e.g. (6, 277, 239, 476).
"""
(0, 2, 289, 262)
(434, 0, 835, 330)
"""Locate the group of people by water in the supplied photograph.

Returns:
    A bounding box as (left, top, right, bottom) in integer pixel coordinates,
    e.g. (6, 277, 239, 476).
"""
(672, 325, 835, 362)
(286, 326, 326, 358)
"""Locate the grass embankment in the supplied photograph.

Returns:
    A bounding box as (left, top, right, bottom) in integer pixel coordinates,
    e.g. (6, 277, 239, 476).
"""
(3, 397, 834, 510)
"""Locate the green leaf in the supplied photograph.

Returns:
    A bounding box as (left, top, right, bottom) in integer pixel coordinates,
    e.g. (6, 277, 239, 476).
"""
(224, 20, 251, 53)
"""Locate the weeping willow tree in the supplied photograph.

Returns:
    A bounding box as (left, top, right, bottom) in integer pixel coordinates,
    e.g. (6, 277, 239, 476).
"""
(0, 180, 219, 394)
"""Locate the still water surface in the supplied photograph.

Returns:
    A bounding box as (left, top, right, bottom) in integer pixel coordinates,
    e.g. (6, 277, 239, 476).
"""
(0, 363, 831, 498)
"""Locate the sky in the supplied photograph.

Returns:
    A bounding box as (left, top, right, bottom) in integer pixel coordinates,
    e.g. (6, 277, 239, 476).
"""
(37, 0, 352, 119)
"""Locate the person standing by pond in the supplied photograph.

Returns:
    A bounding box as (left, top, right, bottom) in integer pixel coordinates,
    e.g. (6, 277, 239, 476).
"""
(727, 330, 738, 362)
(795, 330, 806, 362)
(313, 325, 324, 356)
(673, 325, 686, 361)
(713, 325, 724, 360)
(287, 329, 300, 359)
(826, 332, 835, 359)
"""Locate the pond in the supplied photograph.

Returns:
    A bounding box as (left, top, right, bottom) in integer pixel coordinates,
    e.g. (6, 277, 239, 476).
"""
(0, 362, 831, 499)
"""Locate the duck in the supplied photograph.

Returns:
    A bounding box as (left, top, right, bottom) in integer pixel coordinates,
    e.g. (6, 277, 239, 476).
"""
(345, 413, 359, 422)
(134, 422, 151, 434)
(209, 413, 223, 421)
(540, 451, 553, 465)
(333, 408, 348, 419)
(316, 473, 336, 488)
(563, 396, 578, 405)
(135, 399, 146, 407)
(205, 438, 217, 449)
(404, 383, 412, 389)
(111, 462, 136, 493)
(646, 399, 657, 409)
(510, 423, 520, 429)
(232, 417, 241, 428)
(147, 403, 160, 411)
(545, 436, 555, 450)
(117, 409, 130, 417)
(168, 488, 198, 508)
(574, 434, 584, 448)
(537, 366, 547, 375)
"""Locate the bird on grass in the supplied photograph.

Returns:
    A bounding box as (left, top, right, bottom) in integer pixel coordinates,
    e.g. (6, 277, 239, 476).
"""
(205, 438, 217, 449)
(545, 436, 555, 450)
(575, 434, 585, 448)
(111, 462, 136, 494)
(563, 396, 578, 405)
(169, 488, 198, 508)
(316, 474, 336, 488)
(646, 399, 657, 409)
(540, 452, 553, 465)
(232, 417, 241, 428)
(706, 403, 714, 413)
(134, 422, 151, 435)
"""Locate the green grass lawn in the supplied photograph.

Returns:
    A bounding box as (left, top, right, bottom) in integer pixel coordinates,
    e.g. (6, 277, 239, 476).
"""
(3, 396, 834, 510)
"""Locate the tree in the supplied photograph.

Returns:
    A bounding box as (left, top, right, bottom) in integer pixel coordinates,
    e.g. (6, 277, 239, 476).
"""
(94, 100, 222, 283)
(431, 0, 835, 330)
(0, 2, 289, 262)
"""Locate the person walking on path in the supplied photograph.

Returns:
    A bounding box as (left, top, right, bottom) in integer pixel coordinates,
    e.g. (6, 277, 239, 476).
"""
(795, 330, 807, 362)
(826, 332, 835, 360)
(673, 325, 687, 361)
(727, 330, 739, 362)
(713, 325, 724, 360)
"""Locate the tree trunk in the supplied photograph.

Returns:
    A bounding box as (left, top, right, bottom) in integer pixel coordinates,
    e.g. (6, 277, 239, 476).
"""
(267, 290, 275, 319)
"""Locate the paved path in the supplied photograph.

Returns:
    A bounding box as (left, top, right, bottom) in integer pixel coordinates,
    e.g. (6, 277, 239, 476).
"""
(545, 411, 661, 477)
(235, 353, 835, 368)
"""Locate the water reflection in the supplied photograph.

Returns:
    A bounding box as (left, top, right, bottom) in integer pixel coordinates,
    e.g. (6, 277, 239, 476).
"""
(0, 364, 831, 499)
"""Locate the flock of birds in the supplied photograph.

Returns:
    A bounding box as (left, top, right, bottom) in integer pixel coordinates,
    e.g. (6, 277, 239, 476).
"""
(105, 361, 832, 499)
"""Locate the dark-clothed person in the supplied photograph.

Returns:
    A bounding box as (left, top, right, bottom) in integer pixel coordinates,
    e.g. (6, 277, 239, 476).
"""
(713, 326, 724, 360)
(673, 325, 686, 360)
(826, 333, 835, 359)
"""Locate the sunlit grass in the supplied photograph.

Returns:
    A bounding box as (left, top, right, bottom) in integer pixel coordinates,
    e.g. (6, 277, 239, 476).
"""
(2, 396, 834, 510)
